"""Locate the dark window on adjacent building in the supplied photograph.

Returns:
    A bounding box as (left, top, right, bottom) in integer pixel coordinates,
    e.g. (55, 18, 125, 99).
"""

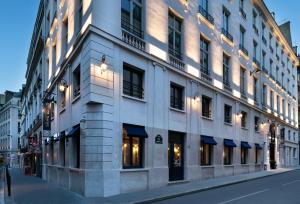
(168, 12, 182, 59)
(253, 77, 258, 102)
(202, 95, 212, 118)
(121, 0, 143, 38)
(223, 54, 230, 87)
(170, 83, 184, 110)
(63, 18, 68, 54)
(73, 65, 81, 98)
(241, 111, 247, 128)
(200, 37, 209, 75)
(240, 67, 246, 95)
(122, 126, 145, 168)
(123, 64, 144, 99)
(224, 104, 232, 124)
(254, 116, 260, 132)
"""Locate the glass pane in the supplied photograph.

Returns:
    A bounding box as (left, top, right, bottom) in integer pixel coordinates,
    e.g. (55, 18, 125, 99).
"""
(168, 28, 174, 49)
(132, 3, 142, 34)
(132, 137, 141, 166)
(121, 0, 130, 25)
(175, 32, 181, 53)
(122, 133, 130, 167)
(173, 144, 182, 167)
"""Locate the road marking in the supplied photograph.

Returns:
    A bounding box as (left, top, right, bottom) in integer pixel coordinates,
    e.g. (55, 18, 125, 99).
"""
(218, 189, 270, 204)
(282, 180, 300, 186)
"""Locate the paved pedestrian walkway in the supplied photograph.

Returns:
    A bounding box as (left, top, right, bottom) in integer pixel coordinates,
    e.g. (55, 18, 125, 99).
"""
(5, 167, 300, 204)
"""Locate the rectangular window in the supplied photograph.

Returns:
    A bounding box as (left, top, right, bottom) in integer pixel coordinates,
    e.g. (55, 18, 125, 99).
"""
(76, 0, 83, 34)
(121, 0, 143, 38)
(202, 95, 212, 118)
(63, 19, 68, 54)
(200, 37, 209, 75)
(170, 83, 184, 110)
(262, 85, 266, 105)
(168, 12, 182, 59)
(123, 63, 144, 99)
(262, 51, 266, 69)
(240, 67, 246, 95)
(288, 103, 291, 119)
(224, 104, 232, 124)
(253, 77, 258, 102)
(254, 116, 260, 132)
(73, 65, 81, 98)
(270, 90, 274, 110)
(240, 26, 245, 48)
(201, 143, 212, 166)
(282, 99, 285, 116)
(52, 44, 56, 76)
(122, 126, 144, 168)
(223, 54, 230, 87)
(222, 7, 230, 32)
(224, 146, 232, 165)
(241, 111, 247, 128)
(253, 40, 257, 60)
(281, 72, 284, 87)
(241, 147, 248, 164)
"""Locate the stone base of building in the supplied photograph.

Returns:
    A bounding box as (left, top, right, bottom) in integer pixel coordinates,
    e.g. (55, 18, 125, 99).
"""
(43, 163, 269, 197)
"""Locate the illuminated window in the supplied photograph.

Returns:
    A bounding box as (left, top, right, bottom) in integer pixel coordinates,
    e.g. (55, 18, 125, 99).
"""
(224, 146, 232, 165)
(122, 125, 145, 168)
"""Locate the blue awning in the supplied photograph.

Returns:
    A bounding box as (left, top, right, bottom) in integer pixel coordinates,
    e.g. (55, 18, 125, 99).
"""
(201, 135, 217, 145)
(241, 141, 252, 149)
(123, 124, 148, 138)
(66, 125, 80, 138)
(255, 143, 263, 150)
(224, 139, 236, 147)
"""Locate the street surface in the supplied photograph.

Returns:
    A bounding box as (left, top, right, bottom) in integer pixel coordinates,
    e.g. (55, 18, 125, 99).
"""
(153, 170, 300, 204)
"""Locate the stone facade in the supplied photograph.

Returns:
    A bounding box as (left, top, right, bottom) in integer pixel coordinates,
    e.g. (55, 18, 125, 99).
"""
(24, 0, 299, 197)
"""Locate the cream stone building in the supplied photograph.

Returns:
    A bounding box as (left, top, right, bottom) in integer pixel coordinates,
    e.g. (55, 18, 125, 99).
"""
(24, 0, 299, 197)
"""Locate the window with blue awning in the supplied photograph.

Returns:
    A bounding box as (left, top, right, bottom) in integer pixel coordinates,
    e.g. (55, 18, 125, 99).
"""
(224, 139, 236, 147)
(123, 124, 148, 138)
(201, 135, 217, 145)
(241, 141, 252, 149)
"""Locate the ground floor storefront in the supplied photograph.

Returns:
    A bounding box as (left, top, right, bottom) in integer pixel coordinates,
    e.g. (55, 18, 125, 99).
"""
(42, 122, 298, 197)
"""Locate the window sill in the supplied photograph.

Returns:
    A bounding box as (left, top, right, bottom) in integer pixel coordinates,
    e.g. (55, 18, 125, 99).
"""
(224, 122, 233, 126)
(122, 94, 146, 103)
(169, 107, 186, 113)
(241, 164, 250, 166)
(72, 95, 81, 104)
(224, 164, 234, 167)
(201, 165, 214, 168)
(202, 116, 213, 121)
(241, 127, 248, 131)
(121, 168, 149, 173)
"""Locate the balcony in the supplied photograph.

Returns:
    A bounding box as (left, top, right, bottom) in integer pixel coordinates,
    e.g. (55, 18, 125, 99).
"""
(169, 47, 185, 70)
(198, 6, 214, 25)
(239, 8, 246, 19)
(200, 68, 212, 83)
(262, 36, 267, 45)
(121, 19, 145, 51)
(222, 28, 233, 42)
(253, 57, 261, 68)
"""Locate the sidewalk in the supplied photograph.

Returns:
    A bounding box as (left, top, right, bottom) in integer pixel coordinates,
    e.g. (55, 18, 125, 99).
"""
(5, 167, 299, 204)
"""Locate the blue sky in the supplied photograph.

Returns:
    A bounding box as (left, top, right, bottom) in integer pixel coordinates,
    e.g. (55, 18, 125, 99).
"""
(0, 0, 299, 93)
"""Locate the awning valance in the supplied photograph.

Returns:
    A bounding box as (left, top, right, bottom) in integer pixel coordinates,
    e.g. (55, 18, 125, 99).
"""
(66, 125, 80, 138)
(201, 135, 217, 145)
(224, 139, 236, 147)
(241, 141, 252, 149)
(123, 124, 148, 138)
(255, 143, 263, 150)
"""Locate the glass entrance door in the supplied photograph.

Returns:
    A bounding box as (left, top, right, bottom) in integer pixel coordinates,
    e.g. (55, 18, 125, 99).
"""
(168, 132, 184, 181)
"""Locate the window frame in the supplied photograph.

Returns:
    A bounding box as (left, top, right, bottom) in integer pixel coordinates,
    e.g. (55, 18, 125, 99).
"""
(123, 63, 144, 99)
(170, 83, 184, 110)
(224, 104, 232, 124)
(168, 12, 183, 60)
(223, 54, 230, 87)
(200, 142, 213, 166)
(224, 145, 233, 165)
(200, 36, 210, 75)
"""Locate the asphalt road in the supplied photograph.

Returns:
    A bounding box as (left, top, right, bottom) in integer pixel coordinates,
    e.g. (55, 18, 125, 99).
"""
(153, 170, 300, 204)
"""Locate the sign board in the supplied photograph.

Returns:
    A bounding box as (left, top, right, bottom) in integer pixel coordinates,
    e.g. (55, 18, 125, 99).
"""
(155, 135, 163, 144)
